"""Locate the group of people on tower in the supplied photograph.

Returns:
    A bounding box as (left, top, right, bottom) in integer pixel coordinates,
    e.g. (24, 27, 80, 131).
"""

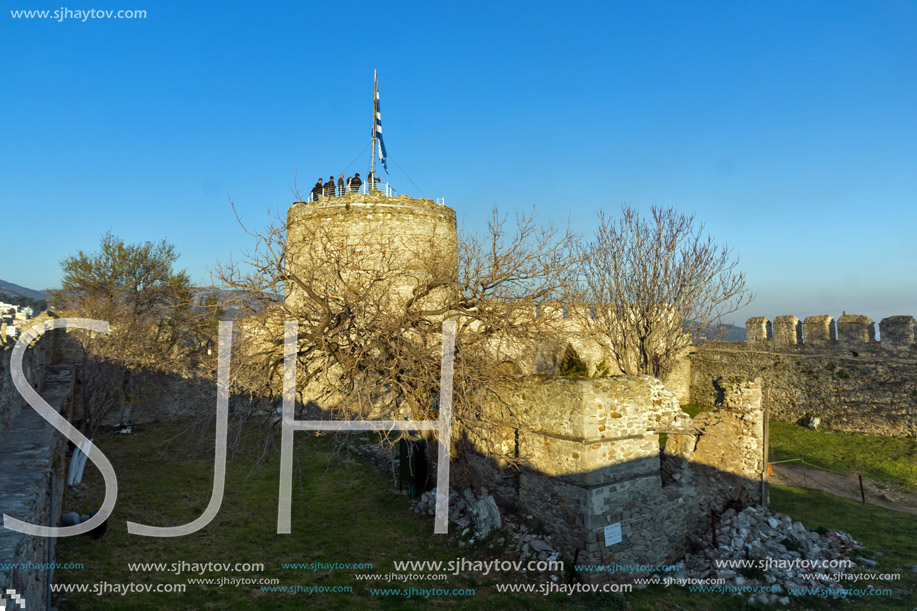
(311, 171, 381, 201)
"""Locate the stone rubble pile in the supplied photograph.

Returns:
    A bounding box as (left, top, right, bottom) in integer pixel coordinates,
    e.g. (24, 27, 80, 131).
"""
(356, 438, 395, 472)
(411, 489, 501, 539)
(506, 524, 562, 567)
(409, 488, 561, 566)
(674, 506, 863, 606)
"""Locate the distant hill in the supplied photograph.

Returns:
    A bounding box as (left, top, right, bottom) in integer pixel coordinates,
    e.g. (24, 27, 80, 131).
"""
(694, 322, 746, 342)
(190, 286, 279, 320)
(0, 279, 52, 301)
(718, 324, 746, 342)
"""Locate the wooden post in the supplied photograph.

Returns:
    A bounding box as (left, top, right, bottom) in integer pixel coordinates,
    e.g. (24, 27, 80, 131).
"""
(858, 474, 866, 505)
(762, 400, 769, 507)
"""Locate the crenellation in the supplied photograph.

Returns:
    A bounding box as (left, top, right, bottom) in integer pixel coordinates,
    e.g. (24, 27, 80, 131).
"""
(745, 316, 769, 342)
(773, 315, 801, 344)
(880, 315, 915, 351)
(743, 313, 914, 349)
(837, 314, 875, 344)
(803, 315, 835, 343)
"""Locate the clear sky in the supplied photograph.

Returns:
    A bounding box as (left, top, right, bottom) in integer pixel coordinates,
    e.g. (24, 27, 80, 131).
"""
(2, 0, 915, 324)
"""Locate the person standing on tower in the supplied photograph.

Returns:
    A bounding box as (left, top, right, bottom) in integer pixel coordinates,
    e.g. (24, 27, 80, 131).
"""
(351, 172, 362, 193)
(311, 178, 323, 202)
(337, 173, 345, 196)
(324, 176, 336, 198)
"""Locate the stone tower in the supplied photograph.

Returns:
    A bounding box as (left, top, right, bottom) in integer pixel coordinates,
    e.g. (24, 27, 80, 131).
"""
(285, 190, 458, 310)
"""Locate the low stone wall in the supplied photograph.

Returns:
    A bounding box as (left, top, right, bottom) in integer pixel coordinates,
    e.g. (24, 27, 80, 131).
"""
(456, 375, 765, 582)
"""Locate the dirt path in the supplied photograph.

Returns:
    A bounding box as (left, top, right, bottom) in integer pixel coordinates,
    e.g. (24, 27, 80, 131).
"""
(770, 463, 917, 515)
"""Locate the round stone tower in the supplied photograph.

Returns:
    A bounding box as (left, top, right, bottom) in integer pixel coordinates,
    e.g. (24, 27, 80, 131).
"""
(285, 190, 458, 309)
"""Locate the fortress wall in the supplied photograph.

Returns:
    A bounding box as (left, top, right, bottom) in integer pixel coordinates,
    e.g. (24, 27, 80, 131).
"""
(0, 324, 54, 438)
(690, 314, 917, 437)
(458, 376, 764, 582)
(0, 322, 72, 608)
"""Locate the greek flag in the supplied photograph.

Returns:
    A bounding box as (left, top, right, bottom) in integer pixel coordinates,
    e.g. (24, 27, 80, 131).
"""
(375, 89, 388, 173)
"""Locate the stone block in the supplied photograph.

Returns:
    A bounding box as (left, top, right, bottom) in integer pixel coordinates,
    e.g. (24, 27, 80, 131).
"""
(803, 315, 835, 344)
(773, 315, 801, 344)
(837, 314, 875, 344)
(745, 317, 769, 342)
(879, 316, 914, 349)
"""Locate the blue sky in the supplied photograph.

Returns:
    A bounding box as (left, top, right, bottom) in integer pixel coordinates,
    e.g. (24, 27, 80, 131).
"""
(2, 0, 915, 324)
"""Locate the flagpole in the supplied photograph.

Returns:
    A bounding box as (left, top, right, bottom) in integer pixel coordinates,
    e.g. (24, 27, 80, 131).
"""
(370, 70, 377, 182)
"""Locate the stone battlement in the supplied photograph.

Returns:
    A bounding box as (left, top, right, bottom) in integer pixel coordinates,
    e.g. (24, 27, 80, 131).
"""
(743, 314, 915, 353)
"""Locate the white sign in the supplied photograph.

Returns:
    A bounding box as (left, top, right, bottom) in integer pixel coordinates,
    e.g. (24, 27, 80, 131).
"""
(604, 522, 622, 546)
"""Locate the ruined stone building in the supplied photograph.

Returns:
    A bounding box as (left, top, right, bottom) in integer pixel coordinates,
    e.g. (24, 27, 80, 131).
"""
(279, 189, 769, 579)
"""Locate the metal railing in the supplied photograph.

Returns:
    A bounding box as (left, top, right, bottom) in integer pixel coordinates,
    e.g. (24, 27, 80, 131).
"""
(307, 181, 397, 202)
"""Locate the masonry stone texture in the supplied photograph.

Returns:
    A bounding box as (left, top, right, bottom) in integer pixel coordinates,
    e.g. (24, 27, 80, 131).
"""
(0, 325, 71, 608)
(690, 314, 917, 437)
(457, 375, 765, 581)
(7, 189, 908, 597)
(282, 193, 765, 581)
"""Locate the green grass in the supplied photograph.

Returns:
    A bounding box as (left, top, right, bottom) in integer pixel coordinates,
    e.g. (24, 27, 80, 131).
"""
(768, 421, 917, 491)
(770, 484, 917, 611)
(55, 422, 471, 609)
(679, 404, 708, 419)
(53, 420, 916, 610)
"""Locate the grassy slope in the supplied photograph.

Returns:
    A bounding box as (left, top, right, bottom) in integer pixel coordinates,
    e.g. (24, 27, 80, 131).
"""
(53, 421, 916, 610)
(768, 421, 917, 492)
(769, 485, 917, 611)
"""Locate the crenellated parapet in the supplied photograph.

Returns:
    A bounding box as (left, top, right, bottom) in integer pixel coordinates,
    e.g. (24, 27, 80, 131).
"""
(733, 313, 914, 350)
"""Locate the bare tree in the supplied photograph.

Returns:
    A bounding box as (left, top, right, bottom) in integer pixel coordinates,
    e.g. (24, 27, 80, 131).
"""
(575, 205, 753, 378)
(214, 203, 581, 456)
(54, 232, 219, 439)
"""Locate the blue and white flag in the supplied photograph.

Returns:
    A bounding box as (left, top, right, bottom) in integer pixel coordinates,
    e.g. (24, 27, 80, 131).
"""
(374, 89, 388, 173)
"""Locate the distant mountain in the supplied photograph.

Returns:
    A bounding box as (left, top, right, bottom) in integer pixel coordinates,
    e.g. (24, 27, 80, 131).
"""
(718, 324, 746, 342)
(0, 279, 52, 301)
(190, 286, 279, 320)
(693, 322, 746, 342)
